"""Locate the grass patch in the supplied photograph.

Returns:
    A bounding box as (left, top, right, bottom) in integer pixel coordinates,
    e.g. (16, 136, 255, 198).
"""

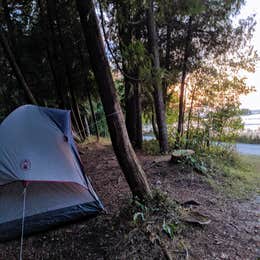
(81, 135, 111, 145)
(142, 139, 259, 199)
(206, 154, 260, 199)
(143, 139, 160, 155)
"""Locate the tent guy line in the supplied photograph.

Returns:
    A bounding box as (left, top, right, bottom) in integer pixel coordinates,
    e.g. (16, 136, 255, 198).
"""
(19, 184, 27, 260)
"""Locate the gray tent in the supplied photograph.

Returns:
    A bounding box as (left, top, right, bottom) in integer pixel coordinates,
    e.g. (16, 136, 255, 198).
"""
(0, 105, 104, 241)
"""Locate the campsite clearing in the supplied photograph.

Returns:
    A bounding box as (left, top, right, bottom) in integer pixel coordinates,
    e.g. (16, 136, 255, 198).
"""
(0, 142, 258, 259)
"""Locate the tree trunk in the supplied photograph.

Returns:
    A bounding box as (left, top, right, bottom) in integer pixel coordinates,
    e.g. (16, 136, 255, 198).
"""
(162, 22, 171, 104)
(177, 17, 192, 138)
(186, 85, 197, 148)
(45, 0, 67, 108)
(76, 0, 151, 200)
(87, 90, 100, 141)
(151, 108, 159, 140)
(69, 102, 84, 140)
(0, 31, 37, 104)
(52, 0, 87, 140)
(46, 0, 86, 140)
(83, 115, 90, 137)
(125, 79, 138, 146)
(133, 9, 143, 150)
(146, 0, 168, 153)
(124, 77, 142, 149)
(116, 2, 142, 149)
(78, 44, 100, 141)
(2, 0, 16, 53)
(135, 80, 143, 149)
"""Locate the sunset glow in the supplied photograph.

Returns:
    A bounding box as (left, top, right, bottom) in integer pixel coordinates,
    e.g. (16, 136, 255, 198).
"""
(239, 0, 260, 109)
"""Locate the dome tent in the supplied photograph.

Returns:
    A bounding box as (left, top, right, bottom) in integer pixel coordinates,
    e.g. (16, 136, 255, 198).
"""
(0, 105, 104, 241)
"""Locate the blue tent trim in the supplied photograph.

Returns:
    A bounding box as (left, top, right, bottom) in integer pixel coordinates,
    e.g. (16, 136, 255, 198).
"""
(39, 106, 104, 210)
(0, 105, 105, 241)
(0, 201, 101, 242)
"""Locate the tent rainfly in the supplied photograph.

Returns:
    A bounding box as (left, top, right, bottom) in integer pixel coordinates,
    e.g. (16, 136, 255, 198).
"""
(0, 105, 104, 241)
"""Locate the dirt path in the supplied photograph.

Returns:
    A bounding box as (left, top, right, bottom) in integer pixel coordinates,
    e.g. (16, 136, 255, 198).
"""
(0, 143, 259, 259)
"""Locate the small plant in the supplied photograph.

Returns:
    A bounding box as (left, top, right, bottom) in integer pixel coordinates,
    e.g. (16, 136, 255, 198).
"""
(162, 219, 176, 240)
(131, 198, 149, 225)
(133, 212, 145, 224)
(142, 140, 160, 155)
(184, 155, 208, 174)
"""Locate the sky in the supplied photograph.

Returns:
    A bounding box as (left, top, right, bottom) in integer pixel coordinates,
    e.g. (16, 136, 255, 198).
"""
(239, 0, 260, 109)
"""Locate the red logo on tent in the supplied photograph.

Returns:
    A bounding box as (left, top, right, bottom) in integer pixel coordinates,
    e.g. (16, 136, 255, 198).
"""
(20, 159, 31, 171)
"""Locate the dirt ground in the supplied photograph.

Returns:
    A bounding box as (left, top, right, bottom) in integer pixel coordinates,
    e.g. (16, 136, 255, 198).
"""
(0, 143, 259, 259)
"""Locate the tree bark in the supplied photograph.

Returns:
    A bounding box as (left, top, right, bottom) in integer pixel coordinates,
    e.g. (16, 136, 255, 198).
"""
(151, 108, 159, 140)
(162, 22, 171, 104)
(135, 80, 143, 149)
(125, 79, 138, 146)
(76, 0, 151, 200)
(186, 84, 197, 148)
(115, 1, 142, 149)
(52, 0, 87, 140)
(177, 17, 192, 138)
(78, 44, 100, 141)
(45, 0, 86, 140)
(45, 0, 67, 108)
(84, 115, 90, 137)
(2, 0, 16, 52)
(146, 0, 168, 153)
(0, 31, 37, 104)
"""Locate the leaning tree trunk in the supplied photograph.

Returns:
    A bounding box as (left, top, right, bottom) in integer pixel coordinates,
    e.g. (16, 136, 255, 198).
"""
(146, 0, 168, 153)
(0, 31, 37, 104)
(76, 0, 151, 200)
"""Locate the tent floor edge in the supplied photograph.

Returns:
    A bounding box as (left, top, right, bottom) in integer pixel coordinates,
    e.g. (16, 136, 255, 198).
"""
(0, 201, 102, 242)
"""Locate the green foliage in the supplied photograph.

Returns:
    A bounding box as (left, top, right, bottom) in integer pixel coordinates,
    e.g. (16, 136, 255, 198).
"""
(162, 219, 176, 240)
(93, 102, 109, 137)
(0, 0, 257, 153)
(107, 189, 182, 258)
(207, 154, 260, 198)
(168, 130, 187, 149)
(122, 40, 152, 82)
(143, 139, 160, 155)
(133, 212, 145, 223)
(184, 155, 208, 174)
(236, 134, 260, 144)
(178, 65, 253, 151)
(114, 79, 125, 104)
(129, 190, 181, 236)
(130, 190, 179, 221)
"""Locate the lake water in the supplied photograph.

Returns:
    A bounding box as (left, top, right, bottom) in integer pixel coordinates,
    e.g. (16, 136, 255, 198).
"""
(143, 134, 260, 156)
(235, 143, 260, 156)
(239, 114, 260, 155)
(143, 114, 260, 156)
(242, 114, 260, 131)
